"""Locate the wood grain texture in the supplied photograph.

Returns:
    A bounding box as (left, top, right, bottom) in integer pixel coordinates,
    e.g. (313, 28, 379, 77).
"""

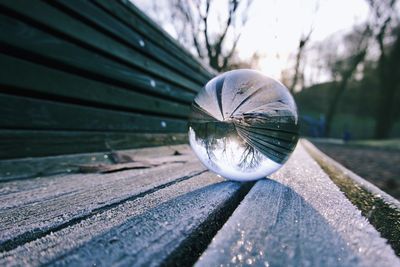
(0, 0, 213, 159)
(0, 143, 190, 180)
(96, 0, 213, 80)
(0, 0, 202, 92)
(15, 178, 249, 267)
(0, 93, 187, 132)
(0, 172, 230, 266)
(0, 54, 191, 118)
(0, 145, 192, 201)
(196, 144, 400, 267)
(53, 0, 207, 85)
(0, 158, 196, 214)
(0, 130, 188, 160)
(302, 139, 400, 255)
(0, 159, 206, 251)
(0, 14, 196, 104)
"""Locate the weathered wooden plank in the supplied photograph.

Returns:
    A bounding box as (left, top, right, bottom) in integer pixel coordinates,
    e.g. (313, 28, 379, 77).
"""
(0, 171, 234, 266)
(0, 144, 191, 194)
(195, 144, 400, 267)
(0, 160, 206, 251)
(0, 147, 194, 210)
(0, 159, 194, 208)
(0, 130, 187, 160)
(94, 0, 213, 80)
(2, 177, 250, 266)
(0, 54, 191, 117)
(302, 139, 400, 255)
(0, 1, 202, 93)
(53, 0, 207, 85)
(0, 143, 190, 180)
(0, 93, 187, 132)
(0, 151, 110, 181)
(0, 14, 196, 104)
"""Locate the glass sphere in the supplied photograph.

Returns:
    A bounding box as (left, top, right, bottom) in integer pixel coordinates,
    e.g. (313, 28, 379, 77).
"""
(188, 69, 299, 181)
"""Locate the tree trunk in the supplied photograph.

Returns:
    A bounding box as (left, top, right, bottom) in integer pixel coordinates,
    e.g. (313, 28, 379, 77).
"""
(325, 77, 349, 137)
(325, 51, 366, 137)
(374, 32, 400, 139)
(374, 83, 397, 139)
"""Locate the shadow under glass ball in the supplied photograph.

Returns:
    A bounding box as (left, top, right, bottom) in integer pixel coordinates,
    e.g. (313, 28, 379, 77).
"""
(188, 69, 299, 181)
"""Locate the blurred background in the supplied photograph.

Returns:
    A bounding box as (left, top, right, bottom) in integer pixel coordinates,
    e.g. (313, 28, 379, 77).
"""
(132, 0, 400, 198)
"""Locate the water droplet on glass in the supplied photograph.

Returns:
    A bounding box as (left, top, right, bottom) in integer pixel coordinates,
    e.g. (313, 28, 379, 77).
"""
(188, 69, 299, 181)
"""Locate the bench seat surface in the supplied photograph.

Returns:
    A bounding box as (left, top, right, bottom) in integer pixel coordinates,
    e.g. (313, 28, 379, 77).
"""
(0, 142, 399, 266)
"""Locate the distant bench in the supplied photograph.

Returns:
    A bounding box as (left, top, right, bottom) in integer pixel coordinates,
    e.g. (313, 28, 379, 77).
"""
(0, 1, 399, 266)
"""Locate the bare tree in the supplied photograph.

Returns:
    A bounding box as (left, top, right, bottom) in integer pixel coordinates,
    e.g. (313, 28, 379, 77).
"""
(153, 0, 253, 71)
(289, 29, 313, 93)
(289, 1, 319, 93)
(324, 26, 371, 136)
(366, 0, 399, 139)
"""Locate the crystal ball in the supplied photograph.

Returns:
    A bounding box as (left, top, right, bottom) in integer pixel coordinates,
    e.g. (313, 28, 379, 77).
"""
(188, 69, 299, 181)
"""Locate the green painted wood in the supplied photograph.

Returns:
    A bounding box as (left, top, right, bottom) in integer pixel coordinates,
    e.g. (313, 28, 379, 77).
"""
(0, 93, 187, 132)
(0, 53, 191, 117)
(0, 0, 212, 160)
(0, 14, 197, 104)
(0, 130, 188, 160)
(54, 0, 207, 86)
(93, 0, 213, 80)
(0, 1, 202, 93)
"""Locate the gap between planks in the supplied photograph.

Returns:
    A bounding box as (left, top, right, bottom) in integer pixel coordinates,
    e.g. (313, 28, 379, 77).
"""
(0, 172, 252, 266)
(0, 145, 203, 252)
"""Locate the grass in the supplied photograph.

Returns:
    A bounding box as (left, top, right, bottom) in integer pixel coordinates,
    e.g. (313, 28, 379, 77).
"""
(299, 110, 400, 140)
(350, 139, 400, 150)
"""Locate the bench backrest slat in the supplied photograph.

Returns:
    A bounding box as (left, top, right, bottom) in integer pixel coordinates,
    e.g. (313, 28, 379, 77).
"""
(0, 0, 212, 159)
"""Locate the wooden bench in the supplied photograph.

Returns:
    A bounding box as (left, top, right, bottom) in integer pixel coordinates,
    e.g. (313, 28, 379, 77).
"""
(0, 1, 399, 266)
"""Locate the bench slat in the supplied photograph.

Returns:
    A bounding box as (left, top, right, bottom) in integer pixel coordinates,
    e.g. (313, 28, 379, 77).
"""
(302, 139, 400, 256)
(0, 160, 206, 251)
(0, 143, 190, 180)
(53, 0, 207, 85)
(0, 160, 197, 212)
(0, 172, 232, 266)
(195, 144, 400, 267)
(0, 144, 192, 199)
(0, 1, 202, 92)
(0, 54, 191, 118)
(0, 130, 187, 160)
(0, 0, 212, 158)
(95, 0, 212, 80)
(11, 178, 249, 266)
(0, 93, 187, 132)
(0, 157, 194, 211)
(0, 13, 196, 103)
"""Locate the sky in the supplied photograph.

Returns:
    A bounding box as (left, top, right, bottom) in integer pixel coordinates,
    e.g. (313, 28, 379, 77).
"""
(132, 0, 370, 80)
(240, 0, 369, 79)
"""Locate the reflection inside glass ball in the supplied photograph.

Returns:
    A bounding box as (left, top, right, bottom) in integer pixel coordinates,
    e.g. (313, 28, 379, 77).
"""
(188, 69, 299, 181)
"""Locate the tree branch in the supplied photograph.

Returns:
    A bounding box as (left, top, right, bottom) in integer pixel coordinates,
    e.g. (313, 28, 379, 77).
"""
(203, 0, 213, 61)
